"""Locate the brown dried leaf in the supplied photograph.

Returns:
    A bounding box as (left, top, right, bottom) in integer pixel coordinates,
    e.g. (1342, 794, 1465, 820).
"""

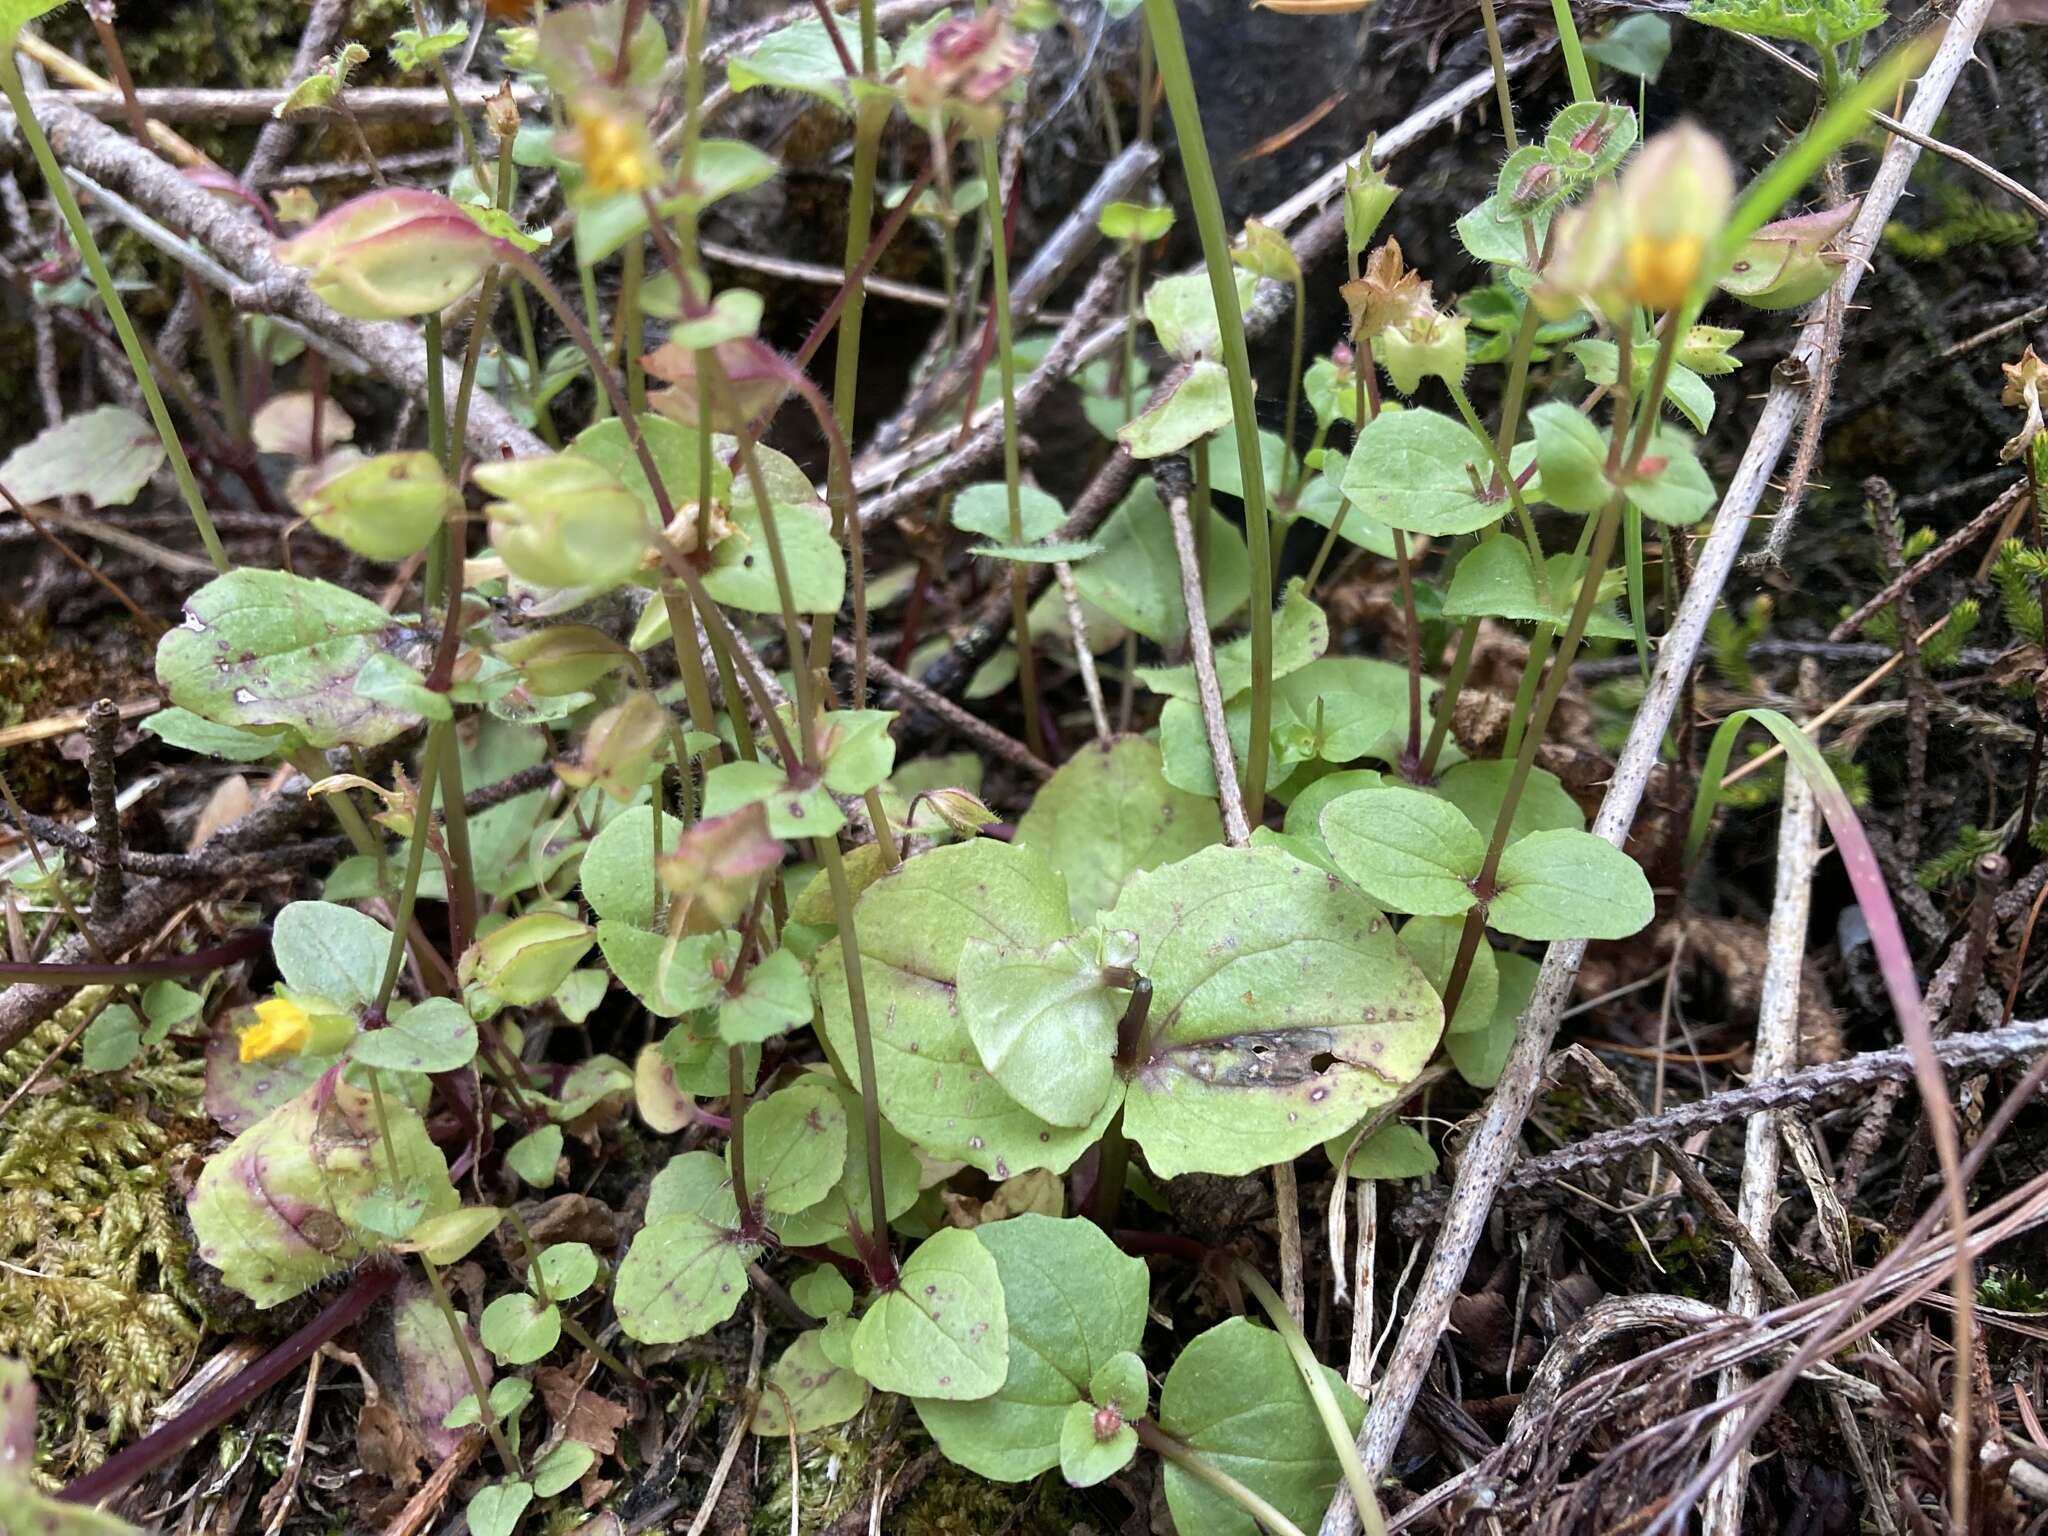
(537, 1366, 631, 1457)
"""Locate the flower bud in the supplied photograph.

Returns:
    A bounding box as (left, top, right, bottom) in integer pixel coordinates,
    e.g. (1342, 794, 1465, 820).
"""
(485, 81, 521, 144)
(1377, 308, 1469, 396)
(641, 337, 790, 433)
(656, 804, 782, 929)
(291, 449, 456, 561)
(474, 452, 652, 591)
(459, 911, 596, 1006)
(238, 993, 355, 1064)
(1342, 146, 1399, 266)
(913, 786, 998, 839)
(276, 187, 508, 320)
(1615, 121, 1734, 311)
(1531, 181, 1628, 323)
(1232, 219, 1301, 285)
(901, 11, 1033, 134)
(495, 624, 636, 696)
(556, 690, 669, 801)
(1677, 324, 1744, 377)
(1717, 199, 1859, 311)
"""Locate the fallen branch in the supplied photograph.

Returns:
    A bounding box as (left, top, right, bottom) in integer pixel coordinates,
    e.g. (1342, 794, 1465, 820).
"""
(8, 102, 545, 462)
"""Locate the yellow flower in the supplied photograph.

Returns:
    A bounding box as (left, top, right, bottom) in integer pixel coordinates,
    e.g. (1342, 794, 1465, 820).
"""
(1625, 231, 1706, 313)
(567, 100, 658, 198)
(239, 997, 312, 1064)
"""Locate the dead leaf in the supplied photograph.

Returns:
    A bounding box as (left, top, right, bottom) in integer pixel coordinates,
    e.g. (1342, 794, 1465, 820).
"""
(357, 1397, 429, 1494)
(188, 774, 254, 851)
(537, 1366, 631, 1457)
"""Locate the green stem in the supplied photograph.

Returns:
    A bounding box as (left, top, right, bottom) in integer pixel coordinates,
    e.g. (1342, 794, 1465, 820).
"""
(1422, 619, 1479, 776)
(1087, 1107, 1128, 1231)
(289, 748, 383, 862)
(373, 724, 446, 1011)
(1550, 0, 1596, 104)
(1236, 1263, 1389, 1536)
(977, 130, 1047, 763)
(1441, 495, 1623, 1019)
(0, 53, 228, 573)
(1500, 622, 1553, 762)
(1444, 374, 1548, 605)
(1281, 273, 1305, 501)
(1143, 0, 1273, 826)
(507, 281, 561, 448)
(1135, 1421, 1309, 1536)
(816, 833, 895, 1281)
(193, 285, 246, 446)
(1476, 0, 1520, 152)
(622, 237, 646, 417)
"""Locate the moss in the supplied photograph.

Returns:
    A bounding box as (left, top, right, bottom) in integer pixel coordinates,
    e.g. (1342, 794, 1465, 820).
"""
(0, 998, 208, 1478)
(895, 1460, 1108, 1536)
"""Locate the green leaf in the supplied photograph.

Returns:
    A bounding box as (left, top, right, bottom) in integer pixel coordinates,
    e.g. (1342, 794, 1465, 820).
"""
(814, 841, 1116, 1176)
(391, 23, 468, 70)
(272, 899, 390, 1014)
(1571, 339, 1716, 433)
(645, 1148, 740, 1227)
(768, 1069, 923, 1247)
(914, 1215, 1149, 1478)
(1455, 198, 1551, 273)
(580, 806, 678, 929)
(81, 1005, 142, 1072)
(953, 482, 1065, 544)
(853, 1227, 1009, 1400)
(1528, 402, 1611, 513)
(732, 1079, 847, 1214)
(0, 0, 72, 42)
(819, 708, 898, 796)
(446, 1376, 532, 1431)
(142, 706, 293, 762)
(1434, 759, 1584, 844)
(507, 1125, 564, 1187)
(1136, 580, 1327, 702)
(1143, 270, 1258, 362)
(753, 1330, 871, 1435)
(532, 1242, 600, 1302)
(1015, 735, 1223, 923)
(480, 1292, 561, 1365)
(718, 947, 811, 1044)
(1158, 1317, 1365, 1536)
(402, 1206, 506, 1265)
(791, 1265, 855, 1320)
(572, 414, 732, 526)
(1333, 1120, 1438, 1180)
(701, 758, 844, 839)
(1441, 538, 1633, 640)
(1447, 949, 1535, 1089)
(1585, 13, 1671, 79)
(351, 998, 477, 1073)
(1341, 409, 1500, 536)
(1275, 657, 1427, 768)
(1488, 828, 1654, 940)
(726, 17, 865, 110)
(156, 570, 427, 750)
(1288, 447, 1398, 559)
(465, 1480, 533, 1536)
(1281, 769, 1385, 865)
(1396, 913, 1497, 1036)
(530, 1440, 596, 1498)
(615, 1213, 757, 1344)
(1098, 200, 1174, 241)
(1071, 478, 1249, 650)
(705, 494, 846, 617)
(0, 406, 165, 508)
(1060, 1400, 1138, 1487)
(1118, 359, 1234, 458)
(1105, 845, 1445, 1177)
(1319, 786, 1484, 917)
(188, 1078, 458, 1307)
(957, 933, 1124, 1128)
(1625, 428, 1717, 526)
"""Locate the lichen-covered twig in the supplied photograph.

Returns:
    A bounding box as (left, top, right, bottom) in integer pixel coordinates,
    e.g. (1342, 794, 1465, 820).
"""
(1392, 1016, 2048, 1231)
